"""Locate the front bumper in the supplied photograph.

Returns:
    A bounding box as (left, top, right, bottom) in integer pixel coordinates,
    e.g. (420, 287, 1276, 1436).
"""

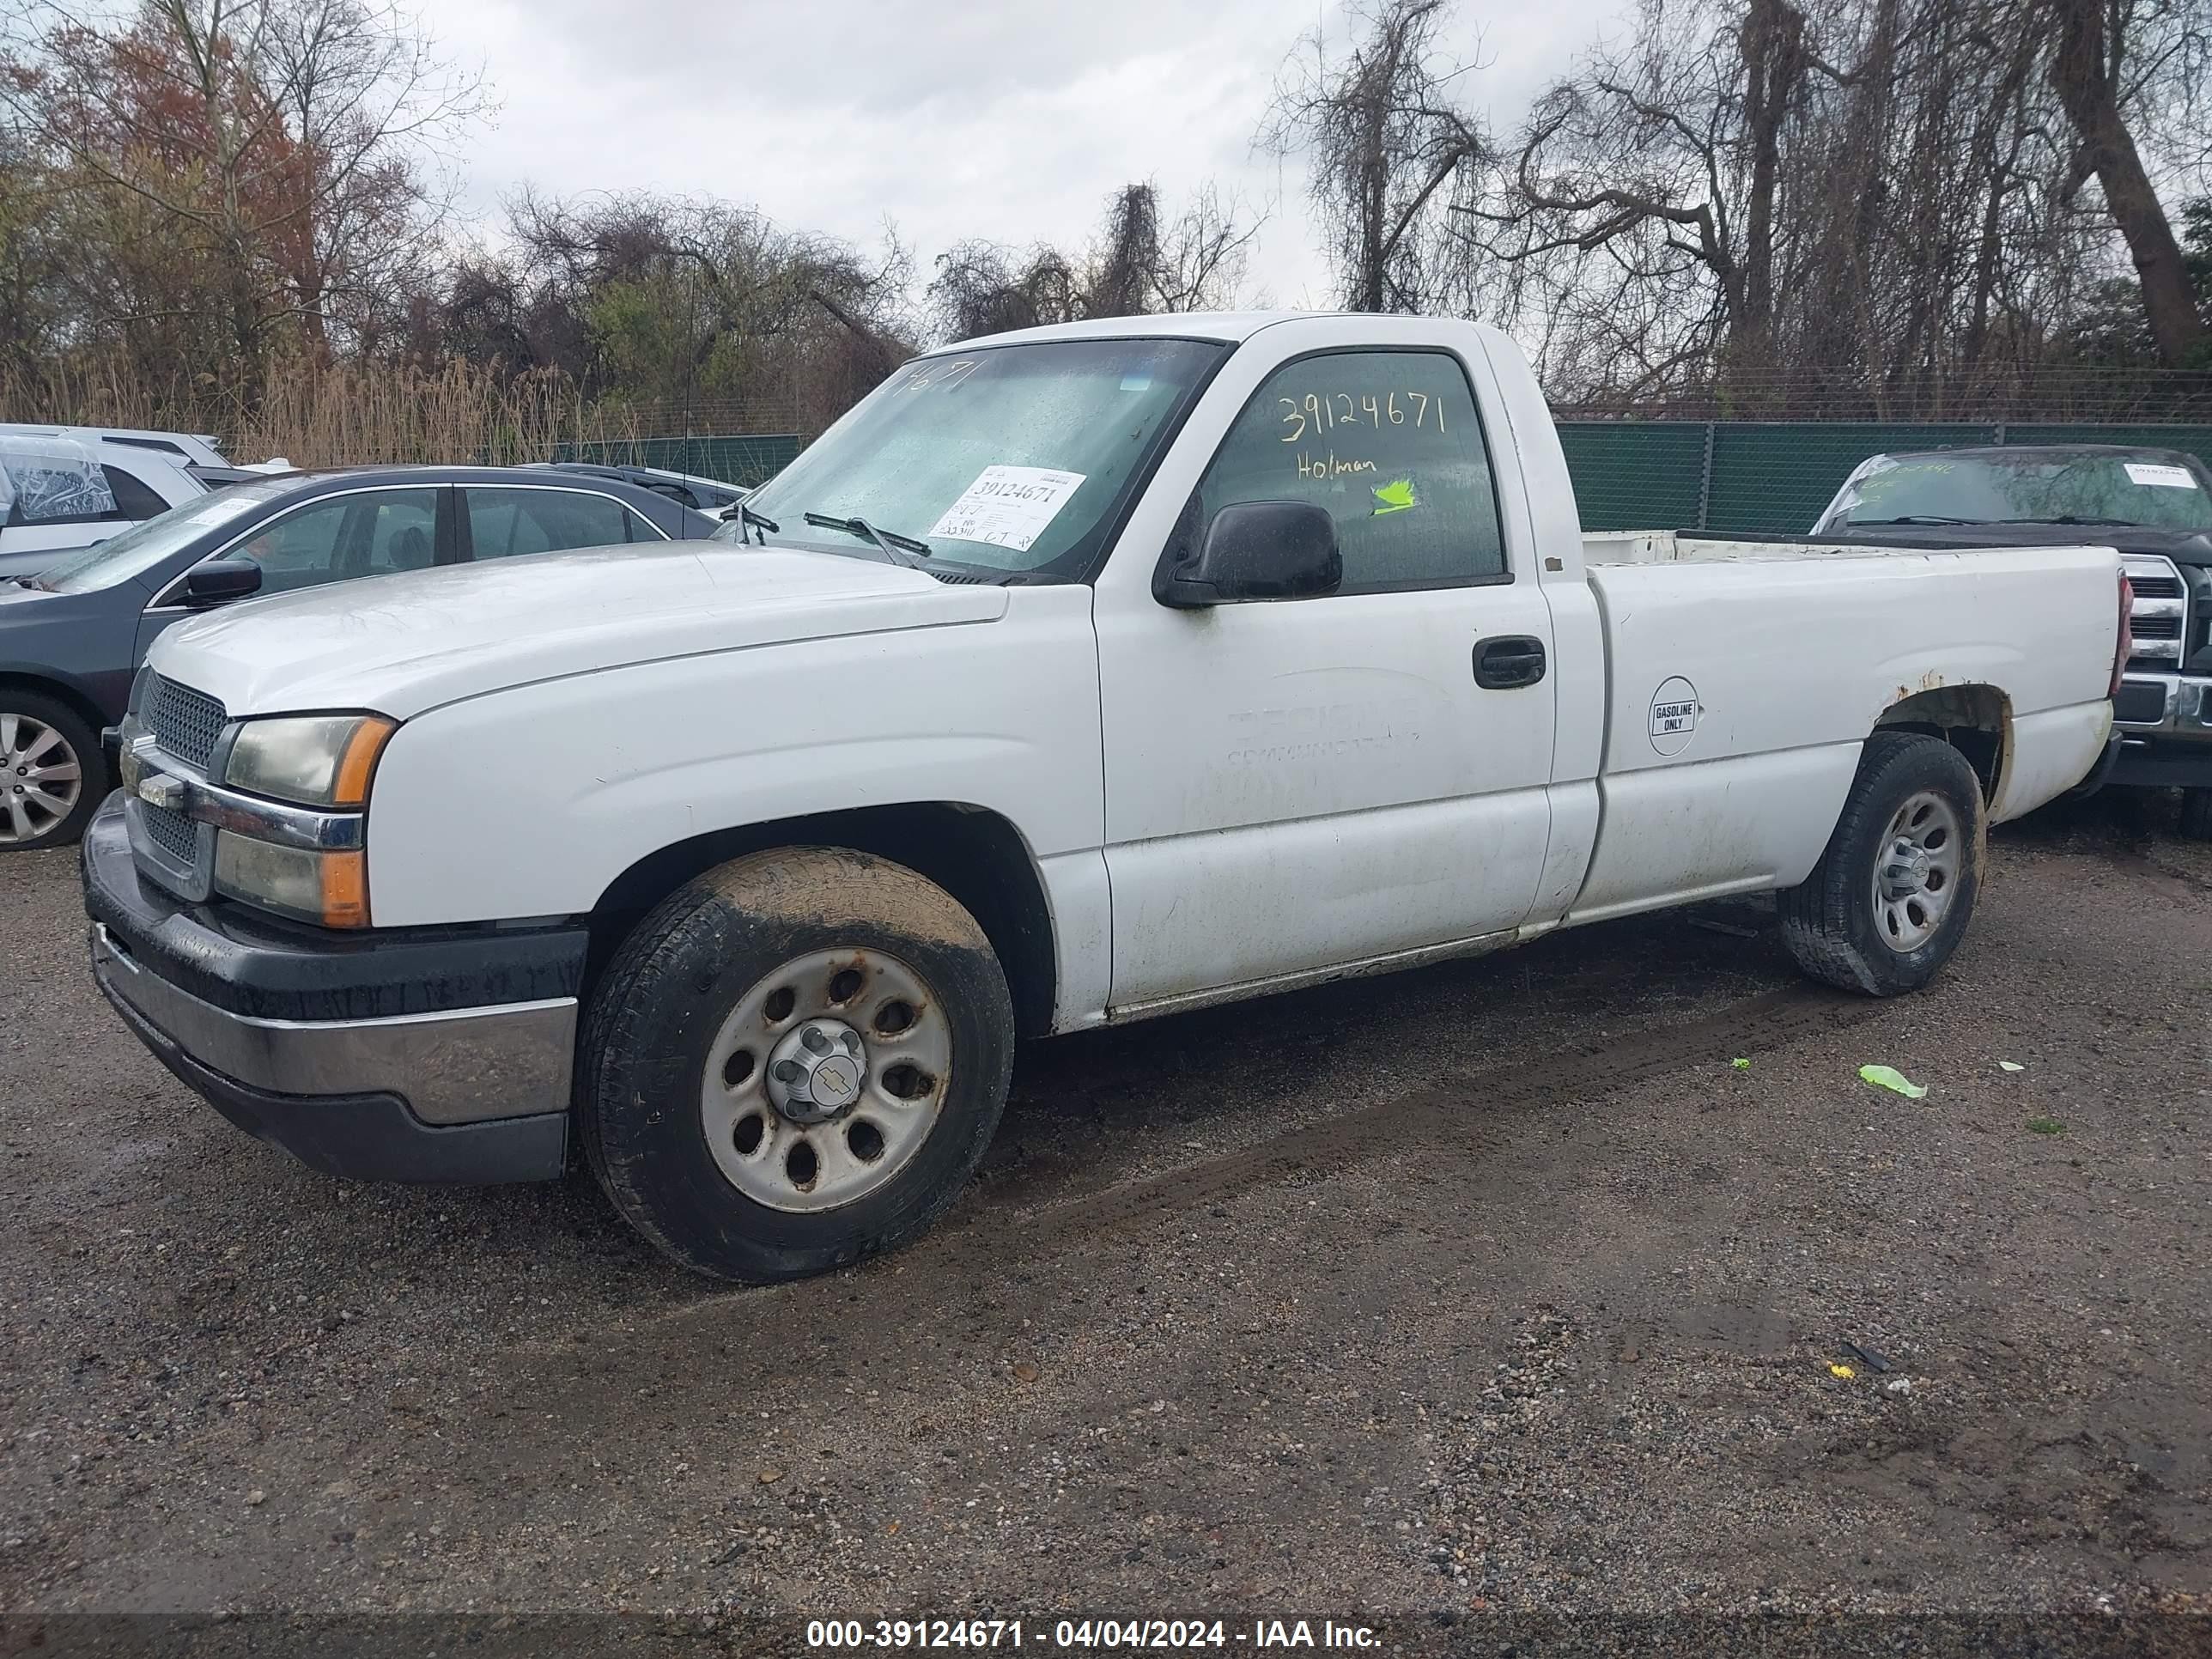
(82, 797, 586, 1183)
(2110, 673, 2212, 791)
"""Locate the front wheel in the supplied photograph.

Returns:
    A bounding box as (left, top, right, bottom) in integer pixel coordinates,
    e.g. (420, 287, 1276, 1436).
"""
(0, 692, 102, 852)
(1779, 732, 1984, 997)
(579, 847, 1015, 1283)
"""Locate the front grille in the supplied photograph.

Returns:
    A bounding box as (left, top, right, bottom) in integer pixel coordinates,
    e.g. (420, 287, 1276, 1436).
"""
(2129, 574, 2183, 600)
(2131, 615, 2182, 641)
(146, 676, 225, 769)
(140, 801, 198, 862)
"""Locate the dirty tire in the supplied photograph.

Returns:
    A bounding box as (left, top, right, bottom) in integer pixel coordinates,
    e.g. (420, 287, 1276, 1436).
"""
(580, 847, 1014, 1284)
(0, 690, 103, 852)
(1778, 732, 1984, 997)
(2181, 787, 2212, 842)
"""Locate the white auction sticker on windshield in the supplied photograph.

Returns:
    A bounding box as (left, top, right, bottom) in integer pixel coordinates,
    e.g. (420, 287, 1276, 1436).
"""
(187, 495, 262, 527)
(929, 465, 1086, 552)
(2124, 462, 2197, 489)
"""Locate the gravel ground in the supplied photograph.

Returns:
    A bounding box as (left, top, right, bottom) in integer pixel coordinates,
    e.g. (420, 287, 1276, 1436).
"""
(3, 790, 2209, 1637)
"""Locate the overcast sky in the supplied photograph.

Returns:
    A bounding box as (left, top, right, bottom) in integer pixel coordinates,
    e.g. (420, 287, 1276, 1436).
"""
(426, 0, 1637, 316)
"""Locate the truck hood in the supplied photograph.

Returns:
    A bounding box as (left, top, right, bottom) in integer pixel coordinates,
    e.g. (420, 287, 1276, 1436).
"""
(149, 544, 1010, 720)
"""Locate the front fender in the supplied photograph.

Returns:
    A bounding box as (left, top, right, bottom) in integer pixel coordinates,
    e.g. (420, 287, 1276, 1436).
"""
(361, 594, 1105, 928)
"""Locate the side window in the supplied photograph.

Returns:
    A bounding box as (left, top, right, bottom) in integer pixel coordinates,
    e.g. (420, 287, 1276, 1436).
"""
(465, 488, 637, 560)
(102, 465, 170, 521)
(226, 490, 434, 594)
(1195, 350, 1506, 594)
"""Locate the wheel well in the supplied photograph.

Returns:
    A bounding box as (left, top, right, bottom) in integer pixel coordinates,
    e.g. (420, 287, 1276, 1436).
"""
(0, 672, 106, 744)
(1874, 684, 2011, 802)
(586, 804, 1060, 1039)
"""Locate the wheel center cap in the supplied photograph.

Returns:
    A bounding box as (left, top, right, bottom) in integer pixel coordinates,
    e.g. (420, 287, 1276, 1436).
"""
(765, 1019, 868, 1125)
(1882, 839, 1931, 898)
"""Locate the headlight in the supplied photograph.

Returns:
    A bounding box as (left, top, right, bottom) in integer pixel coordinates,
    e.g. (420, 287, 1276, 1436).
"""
(222, 714, 395, 807)
(214, 836, 369, 929)
(210, 711, 393, 928)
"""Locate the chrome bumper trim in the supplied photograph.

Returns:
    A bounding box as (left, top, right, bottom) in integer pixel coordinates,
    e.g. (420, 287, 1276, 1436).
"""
(121, 732, 362, 852)
(2114, 673, 2211, 734)
(91, 922, 575, 1127)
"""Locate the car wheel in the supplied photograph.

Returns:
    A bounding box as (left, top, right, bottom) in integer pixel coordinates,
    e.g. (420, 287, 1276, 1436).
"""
(579, 847, 1015, 1283)
(0, 692, 103, 852)
(1779, 732, 1984, 997)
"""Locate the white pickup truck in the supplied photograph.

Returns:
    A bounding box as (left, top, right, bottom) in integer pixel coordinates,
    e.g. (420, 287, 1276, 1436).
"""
(84, 313, 2128, 1282)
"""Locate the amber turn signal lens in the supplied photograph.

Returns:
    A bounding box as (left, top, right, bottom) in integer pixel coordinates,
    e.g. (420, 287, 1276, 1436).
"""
(320, 850, 370, 929)
(331, 717, 398, 808)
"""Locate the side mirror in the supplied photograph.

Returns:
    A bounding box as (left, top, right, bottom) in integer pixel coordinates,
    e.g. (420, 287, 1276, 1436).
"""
(1157, 500, 1342, 608)
(182, 558, 262, 607)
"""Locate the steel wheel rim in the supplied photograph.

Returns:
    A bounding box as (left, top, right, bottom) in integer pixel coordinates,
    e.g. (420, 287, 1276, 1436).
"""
(0, 712, 82, 846)
(700, 945, 952, 1214)
(1871, 789, 1962, 952)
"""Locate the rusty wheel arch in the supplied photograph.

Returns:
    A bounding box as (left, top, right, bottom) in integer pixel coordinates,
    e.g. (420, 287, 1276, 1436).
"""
(1874, 684, 2012, 805)
(584, 803, 1060, 1041)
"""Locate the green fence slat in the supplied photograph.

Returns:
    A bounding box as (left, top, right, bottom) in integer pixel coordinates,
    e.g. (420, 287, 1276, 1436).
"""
(1555, 422, 1710, 532)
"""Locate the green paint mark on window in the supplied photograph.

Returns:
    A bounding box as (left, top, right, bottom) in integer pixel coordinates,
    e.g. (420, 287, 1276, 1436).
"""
(1372, 477, 1417, 515)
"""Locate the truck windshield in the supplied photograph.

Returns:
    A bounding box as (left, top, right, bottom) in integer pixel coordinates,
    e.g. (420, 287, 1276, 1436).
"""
(1826, 451, 2212, 532)
(37, 482, 286, 593)
(727, 338, 1227, 578)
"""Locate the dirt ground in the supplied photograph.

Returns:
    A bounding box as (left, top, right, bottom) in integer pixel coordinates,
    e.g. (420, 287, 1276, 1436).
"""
(3, 790, 2208, 1643)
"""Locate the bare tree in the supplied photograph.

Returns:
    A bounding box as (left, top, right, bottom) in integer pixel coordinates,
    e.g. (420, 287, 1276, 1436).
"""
(2045, 0, 2208, 366)
(924, 180, 1260, 342)
(1259, 0, 1490, 312)
(0, 0, 483, 385)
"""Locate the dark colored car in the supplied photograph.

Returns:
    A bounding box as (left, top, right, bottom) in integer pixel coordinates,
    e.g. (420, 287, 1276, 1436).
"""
(1812, 443, 2212, 836)
(536, 461, 751, 514)
(0, 465, 719, 852)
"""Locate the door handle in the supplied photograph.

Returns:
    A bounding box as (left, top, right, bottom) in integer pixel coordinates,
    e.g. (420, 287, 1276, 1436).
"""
(1474, 635, 1547, 690)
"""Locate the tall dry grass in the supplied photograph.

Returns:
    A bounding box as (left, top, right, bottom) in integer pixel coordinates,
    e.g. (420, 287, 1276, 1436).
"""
(0, 356, 655, 468)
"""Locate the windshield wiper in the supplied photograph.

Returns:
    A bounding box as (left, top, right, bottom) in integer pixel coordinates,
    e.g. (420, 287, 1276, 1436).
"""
(1997, 515, 2141, 526)
(738, 503, 780, 544)
(801, 511, 933, 567)
(1850, 514, 1982, 526)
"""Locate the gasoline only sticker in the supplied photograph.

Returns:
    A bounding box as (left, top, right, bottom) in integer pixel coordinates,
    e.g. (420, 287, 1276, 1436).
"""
(928, 465, 1087, 553)
(1649, 676, 1699, 755)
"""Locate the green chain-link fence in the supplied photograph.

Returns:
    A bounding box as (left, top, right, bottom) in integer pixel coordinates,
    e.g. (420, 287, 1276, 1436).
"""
(1558, 421, 2212, 537)
(550, 433, 803, 489)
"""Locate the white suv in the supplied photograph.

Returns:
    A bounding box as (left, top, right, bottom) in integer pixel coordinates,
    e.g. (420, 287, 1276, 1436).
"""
(0, 426, 247, 577)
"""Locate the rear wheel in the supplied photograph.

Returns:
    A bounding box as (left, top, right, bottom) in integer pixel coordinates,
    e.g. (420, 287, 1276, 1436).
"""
(580, 847, 1015, 1283)
(0, 692, 101, 852)
(1780, 732, 1984, 996)
(2181, 787, 2212, 842)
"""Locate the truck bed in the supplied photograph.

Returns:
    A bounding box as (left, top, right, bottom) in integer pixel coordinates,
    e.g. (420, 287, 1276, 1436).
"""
(1552, 531, 2121, 925)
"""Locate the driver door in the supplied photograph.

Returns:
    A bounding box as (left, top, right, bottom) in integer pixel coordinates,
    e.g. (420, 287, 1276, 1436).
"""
(1091, 338, 1559, 1012)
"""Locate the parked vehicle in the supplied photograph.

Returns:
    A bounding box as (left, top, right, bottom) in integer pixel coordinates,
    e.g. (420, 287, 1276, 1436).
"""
(1812, 443, 2212, 836)
(86, 313, 2127, 1282)
(0, 426, 246, 578)
(3, 465, 719, 851)
(535, 461, 752, 515)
